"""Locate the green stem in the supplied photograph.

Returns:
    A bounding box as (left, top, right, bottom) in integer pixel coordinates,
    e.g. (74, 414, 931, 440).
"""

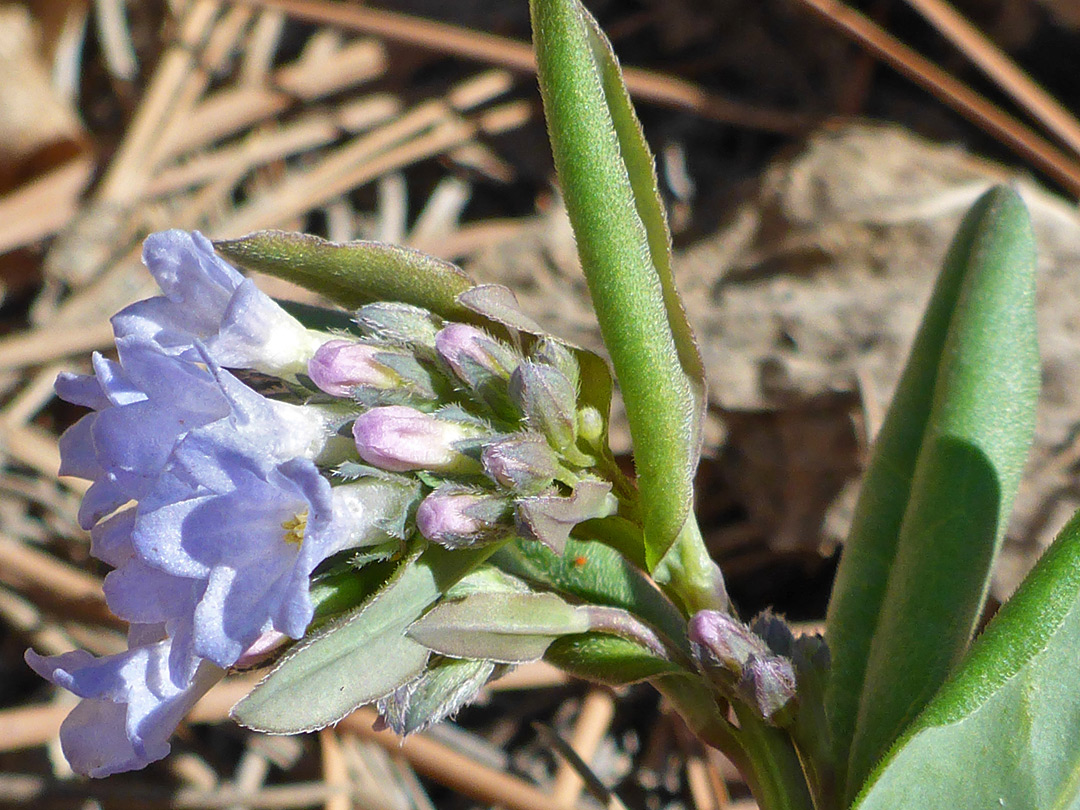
(733, 705, 818, 810)
(652, 517, 729, 615)
(654, 673, 746, 765)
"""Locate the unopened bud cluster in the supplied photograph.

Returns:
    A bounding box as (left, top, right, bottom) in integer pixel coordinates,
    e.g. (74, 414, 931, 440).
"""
(688, 609, 798, 724)
(312, 305, 616, 550)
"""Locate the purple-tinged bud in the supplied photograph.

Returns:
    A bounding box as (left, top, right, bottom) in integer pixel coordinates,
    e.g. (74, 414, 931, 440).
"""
(355, 302, 442, 356)
(690, 610, 798, 725)
(416, 487, 511, 548)
(352, 406, 484, 473)
(481, 434, 559, 493)
(308, 340, 397, 397)
(509, 361, 577, 451)
(751, 609, 796, 657)
(688, 610, 764, 676)
(435, 323, 518, 384)
(739, 654, 797, 724)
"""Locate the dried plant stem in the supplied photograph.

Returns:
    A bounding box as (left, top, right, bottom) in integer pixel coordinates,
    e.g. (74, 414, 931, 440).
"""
(902, 0, 1080, 158)
(162, 39, 388, 160)
(96, 0, 221, 203)
(0, 321, 115, 372)
(0, 157, 94, 253)
(147, 94, 402, 198)
(551, 689, 617, 808)
(231, 0, 810, 133)
(340, 708, 589, 810)
(0, 773, 404, 810)
(795, 0, 1080, 196)
(0, 535, 114, 625)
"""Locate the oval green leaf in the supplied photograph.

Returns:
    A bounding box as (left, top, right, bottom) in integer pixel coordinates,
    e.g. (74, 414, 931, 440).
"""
(853, 510, 1080, 810)
(407, 591, 590, 663)
(531, 0, 705, 569)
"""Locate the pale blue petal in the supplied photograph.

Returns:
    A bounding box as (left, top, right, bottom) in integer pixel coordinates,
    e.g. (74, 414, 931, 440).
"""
(89, 507, 136, 567)
(25, 642, 224, 778)
(103, 558, 200, 625)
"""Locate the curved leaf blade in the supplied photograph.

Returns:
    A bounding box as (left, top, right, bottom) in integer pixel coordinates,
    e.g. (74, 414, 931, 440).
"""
(824, 186, 1037, 781)
(493, 536, 688, 653)
(853, 511, 1080, 810)
(407, 591, 590, 663)
(214, 230, 475, 318)
(231, 543, 496, 733)
(580, 13, 706, 445)
(844, 187, 1039, 795)
(531, 0, 704, 568)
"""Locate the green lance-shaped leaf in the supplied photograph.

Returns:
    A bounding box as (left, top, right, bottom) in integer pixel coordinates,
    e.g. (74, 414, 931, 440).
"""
(824, 186, 1035, 780)
(232, 542, 497, 733)
(853, 510, 1080, 810)
(838, 187, 1039, 798)
(531, 0, 706, 569)
(214, 231, 475, 318)
(407, 591, 591, 663)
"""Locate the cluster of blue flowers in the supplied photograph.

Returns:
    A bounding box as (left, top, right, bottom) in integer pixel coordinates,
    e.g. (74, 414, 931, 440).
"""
(28, 231, 613, 777)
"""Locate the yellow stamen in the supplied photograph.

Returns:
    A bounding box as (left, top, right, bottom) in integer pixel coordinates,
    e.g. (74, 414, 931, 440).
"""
(281, 510, 309, 547)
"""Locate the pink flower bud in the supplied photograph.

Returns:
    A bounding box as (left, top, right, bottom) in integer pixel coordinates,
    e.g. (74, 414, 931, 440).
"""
(688, 610, 764, 676)
(307, 340, 396, 397)
(352, 406, 483, 473)
(435, 323, 516, 383)
(689, 610, 797, 724)
(416, 488, 509, 548)
(234, 629, 289, 668)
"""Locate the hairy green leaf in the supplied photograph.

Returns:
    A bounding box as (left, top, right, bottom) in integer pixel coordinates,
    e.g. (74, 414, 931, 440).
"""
(231, 543, 496, 733)
(531, 0, 704, 569)
(214, 231, 475, 317)
(853, 511, 1080, 810)
(493, 536, 687, 653)
(407, 591, 590, 663)
(834, 187, 1039, 797)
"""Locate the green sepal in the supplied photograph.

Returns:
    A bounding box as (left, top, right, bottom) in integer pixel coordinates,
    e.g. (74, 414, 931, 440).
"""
(544, 632, 683, 685)
(378, 656, 499, 736)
